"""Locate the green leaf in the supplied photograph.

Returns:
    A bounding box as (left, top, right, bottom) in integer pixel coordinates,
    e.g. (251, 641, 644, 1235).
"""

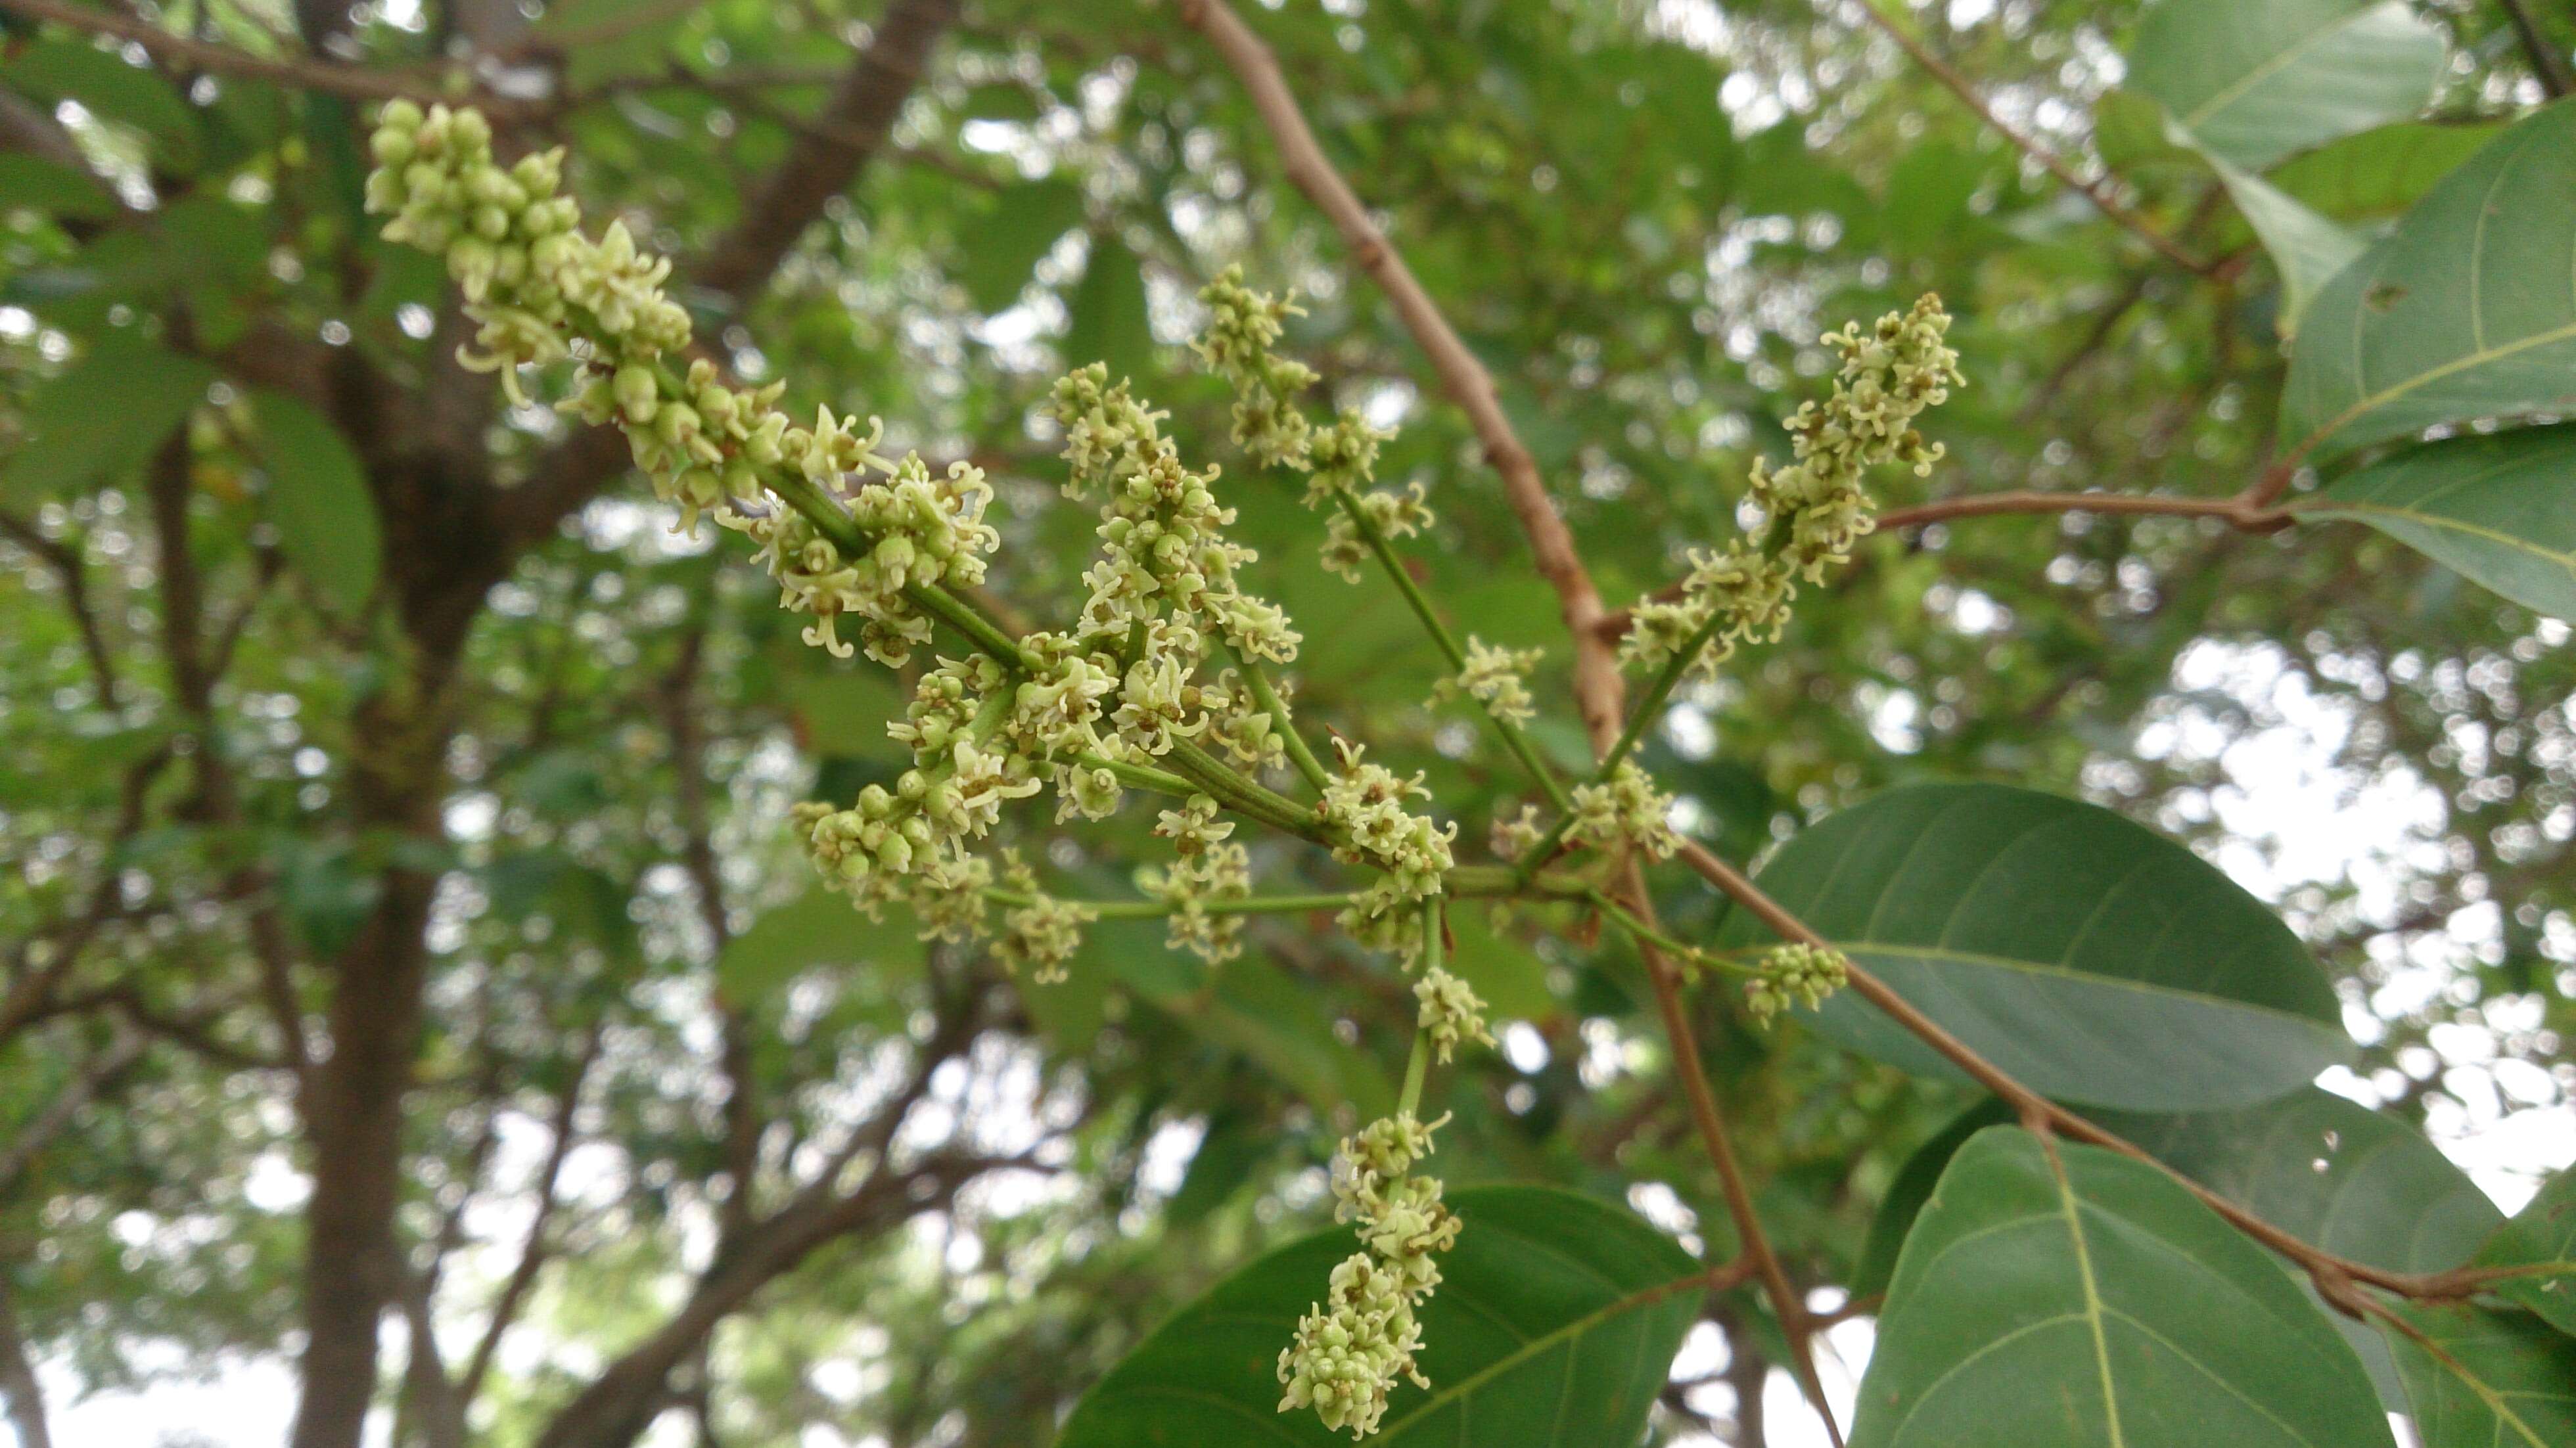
(2297, 424, 2576, 622)
(2126, 0, 2443, 171)
(2268, 121, 2504, 225)
(2085, 1086, 2504, 1407)
(2379, 1301, 2576, 1447)
(1065, 233, 1154, 382)
(1852, 1126, 2396, 1448)
(3, 39, 202, 173)
(250, 392, 380, 616)
(2209, 158, 2366, 339)
(717, 885, 920, 1005)
(1445, 903, 1555, 1022)
(960, 179, 1084, 313)
(0, 336, 214, 501)
(1191, 957, 1397, 1121)
(0, 154, 118, 221)
(2476, 1167, 2576, 1336)
(1718, 782, 2350, 1110)
(1851, 1098, 2012, 1299)
(1057, 1185, 1701, 1447)
(2282, 104, 2576, 463)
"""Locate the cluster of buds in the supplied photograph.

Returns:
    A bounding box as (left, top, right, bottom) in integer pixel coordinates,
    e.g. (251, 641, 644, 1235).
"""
(1435, 637, 1544, 726)
(1414, 968, 1492, 1064)
(1321, 741, 1458, 964)
(1141, 796, 1251, 963)
(1193, 269, 1420, 580)
(1567, 761, 1682, 861)
(1279, 1113, 1460, 1437)
(1622, 297, 1961, 683)
(367, 102, 1000, 672)
(1745, 943, 1851, 1024)
(994, 853, 1094, 985)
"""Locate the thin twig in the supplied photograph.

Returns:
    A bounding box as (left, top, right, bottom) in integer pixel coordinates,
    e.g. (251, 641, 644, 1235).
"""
(2496, 0, 2575, 99)
(1846, 0, 2217, 277)
(0, 0, 511, 112)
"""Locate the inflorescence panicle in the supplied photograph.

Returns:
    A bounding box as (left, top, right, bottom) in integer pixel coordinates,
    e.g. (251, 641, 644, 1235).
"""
(374, 104, 1971, 1439)
(1622, 296, 1962, 685)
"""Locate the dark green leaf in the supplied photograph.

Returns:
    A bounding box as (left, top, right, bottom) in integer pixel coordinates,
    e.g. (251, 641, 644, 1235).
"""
(3, 39, 201, 172)
(717, 885, 920, 1005)
(2299, 424, 2576, 622)
(2380, 1301, 2576, 1447)
(250, 391, 380, 615)
(2086, 1086, 2504, 1406)
(1852, 1127, 2396, 1448)
(2127, 0, 2443, 171)
(960, 179, 1084, 313)
(2282, 104, 2576, 463)
(0, 153, 118, 221)
(2269, 121, 2504, 225)
(1065, 233, 1154, 382)
(0, 336, 214, 501)
(1718, 782, 2350, 1109)
(2476, 1167, 2576, 1336)
(1851, 1097, 2012, 1299)
(1058, 1185, 1701, 1447)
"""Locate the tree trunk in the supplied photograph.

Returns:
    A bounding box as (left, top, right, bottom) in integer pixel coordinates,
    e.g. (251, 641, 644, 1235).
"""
(0, 1275, 51, 1448)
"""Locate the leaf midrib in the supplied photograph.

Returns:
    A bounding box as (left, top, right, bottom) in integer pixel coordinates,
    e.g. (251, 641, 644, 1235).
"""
(1834, 940, 2346, 1032)
(1371, 1268, 1701, 1439)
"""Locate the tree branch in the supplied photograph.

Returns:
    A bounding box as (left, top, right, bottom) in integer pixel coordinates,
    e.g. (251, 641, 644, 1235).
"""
(2496, 0, 2575, 99)
(0, 0, 497, 111)
(1844, 0, 2217, 277)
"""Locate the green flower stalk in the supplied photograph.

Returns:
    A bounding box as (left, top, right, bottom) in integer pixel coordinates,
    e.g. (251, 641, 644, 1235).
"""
(1279, 1111, 1460, 1437)
(1622, 296, 1964, 685)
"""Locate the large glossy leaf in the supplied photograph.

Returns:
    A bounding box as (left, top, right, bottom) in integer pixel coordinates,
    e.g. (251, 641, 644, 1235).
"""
(1065, 233, 1154, 382)
(2298, 425, 2576, 622)
(2282, 104, 2576, 463)
(2087, 1087, 2504, 1407)
(252, 392, 381, 616)
(2126, 0, 2443, 171)
(2380, 1301, 2576, 1447)
(2477, 1167, 2576, 1336)
(1057, 1185, 1700, 1447)
(1718, 782, 2350, 1110)
(1852, 1127, 2396, 1448)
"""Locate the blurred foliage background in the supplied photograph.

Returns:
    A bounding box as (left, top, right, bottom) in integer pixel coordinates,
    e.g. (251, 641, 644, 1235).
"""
(0, 0, 2569, 1445)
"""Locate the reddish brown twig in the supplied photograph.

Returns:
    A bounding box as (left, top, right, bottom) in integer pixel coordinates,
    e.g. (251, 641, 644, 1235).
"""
(1672, 839, 2500, 1305)
(1847, 1, 2217, 277)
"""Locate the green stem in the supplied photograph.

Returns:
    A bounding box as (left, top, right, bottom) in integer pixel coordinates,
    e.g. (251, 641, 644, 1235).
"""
(1397, 1028, 1431, 1118)
(982, 888, 1361, 919)
(1326, 483, 1573, 813)
(1584, 888, 1758, 978)
(1226, 640, 1332, 795)
(1167, 736, 1329, 842)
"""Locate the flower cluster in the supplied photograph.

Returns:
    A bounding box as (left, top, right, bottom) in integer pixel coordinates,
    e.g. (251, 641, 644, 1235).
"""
(1567, 761, 1682, 861)
(1434, 637, 1544, 725)
(1622, 296, 1962, 683)
(1745, 943, 1851, 1024)
(1194, 268, 1421, 581)
(1280, 1112, 1460, 1437)
(1414, 968, 1492, 1064)
(1321, 741, 1457, 966)
(1141, 795, 1252, 963)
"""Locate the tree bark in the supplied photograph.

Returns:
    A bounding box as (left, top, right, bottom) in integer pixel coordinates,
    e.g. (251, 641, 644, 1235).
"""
(0, 1275, 50, 1448)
